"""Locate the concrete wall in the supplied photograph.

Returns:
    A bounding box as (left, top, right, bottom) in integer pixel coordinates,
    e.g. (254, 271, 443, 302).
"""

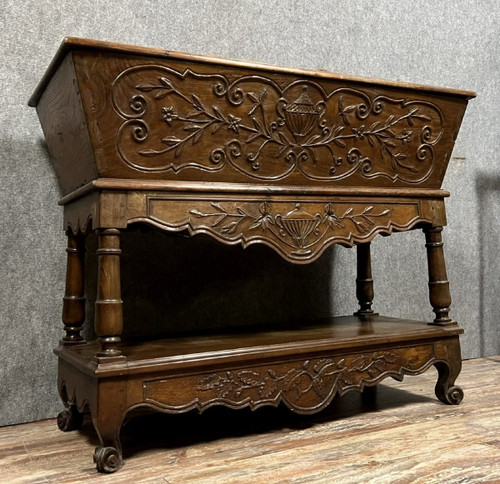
(1, 0, 498, 426)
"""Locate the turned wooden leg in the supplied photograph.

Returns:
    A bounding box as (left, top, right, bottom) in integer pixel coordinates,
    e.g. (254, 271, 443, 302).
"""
(424, 226, 454, 325)
(95, 229, 124, 359)
(61, 233, 86, 344)
(434, 337, 463, 405)
(354, 242, 377, 317)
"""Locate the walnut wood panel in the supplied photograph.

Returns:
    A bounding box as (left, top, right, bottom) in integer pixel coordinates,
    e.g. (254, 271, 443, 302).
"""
(30, 38, 474, 195)
(74, 50, 469, 189)
(35, 54, 97, 195)
(142, 345, 437, 414)
(145, 196, 433, 261)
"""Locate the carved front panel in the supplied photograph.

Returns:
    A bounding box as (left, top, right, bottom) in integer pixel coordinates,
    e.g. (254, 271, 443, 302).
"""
(143, 196, 425, 262)
(143, 345, 435, 414)
(74, 52, 469, 188)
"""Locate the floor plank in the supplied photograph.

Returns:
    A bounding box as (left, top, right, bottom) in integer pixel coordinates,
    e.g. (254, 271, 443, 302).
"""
(1, 357, 499, 483)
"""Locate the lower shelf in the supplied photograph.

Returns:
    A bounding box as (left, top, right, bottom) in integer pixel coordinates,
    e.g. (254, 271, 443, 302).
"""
(55, 315, 464, 473)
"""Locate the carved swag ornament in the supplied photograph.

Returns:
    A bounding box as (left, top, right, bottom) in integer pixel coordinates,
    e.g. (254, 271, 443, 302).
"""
(113, 65, 444, 183)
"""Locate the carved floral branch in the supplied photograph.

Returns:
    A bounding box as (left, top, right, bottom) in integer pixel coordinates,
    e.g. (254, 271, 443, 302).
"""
(196, 352, 400, 401)
(135, 78, 433, 171)
(113, 67, 443, 183)
(190, 202, 392, 250)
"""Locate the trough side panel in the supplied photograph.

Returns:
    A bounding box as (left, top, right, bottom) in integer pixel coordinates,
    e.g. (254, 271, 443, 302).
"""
(36, 53, 98, 196)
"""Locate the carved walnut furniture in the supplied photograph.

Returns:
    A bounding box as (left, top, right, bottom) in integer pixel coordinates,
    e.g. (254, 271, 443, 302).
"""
(29, 38, 475, 473)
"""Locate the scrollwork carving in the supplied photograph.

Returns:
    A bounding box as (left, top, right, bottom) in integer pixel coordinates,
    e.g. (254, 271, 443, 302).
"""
(112, 65, 444, 183)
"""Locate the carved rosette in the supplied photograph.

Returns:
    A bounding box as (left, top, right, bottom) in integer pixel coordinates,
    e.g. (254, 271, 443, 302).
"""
(112, 65, 444, 184)
(143, 197, 425, 262)
(143, 345, 436, 414)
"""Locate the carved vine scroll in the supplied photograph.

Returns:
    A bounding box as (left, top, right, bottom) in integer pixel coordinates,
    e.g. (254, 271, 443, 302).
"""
(142, 345, 436, 414)
(112, 65, 444, 184)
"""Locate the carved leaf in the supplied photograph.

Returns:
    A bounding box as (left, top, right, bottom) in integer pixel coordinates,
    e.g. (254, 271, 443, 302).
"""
(190, 209, 205, 217)
(220, 221, 240, 234)
(186, 110, 204, 118)
(247, 92, 259, 103)
(213, 106, 226, 122)
(159, 77, 173, 88)
(193, 130, 204, 145)
(136, 83, 157, 92)
(155, 90, 171, 99)
(175, 143, 184, 158)
(191, 93, 205, 111)
(212, 123, 224, 134)
(162, 136, 182, 146)
(138, 149, 161, 157)
(252, 116, 265, 133)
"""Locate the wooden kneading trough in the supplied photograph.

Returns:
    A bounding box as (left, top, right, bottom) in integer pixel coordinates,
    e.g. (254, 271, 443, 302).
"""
(29, 37, 475, 473)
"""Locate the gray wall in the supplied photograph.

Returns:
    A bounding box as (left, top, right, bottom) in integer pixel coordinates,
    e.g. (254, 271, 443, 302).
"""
(1, 0, 498, 427)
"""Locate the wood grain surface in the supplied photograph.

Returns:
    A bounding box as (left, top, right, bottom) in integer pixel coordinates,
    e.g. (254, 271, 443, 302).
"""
(1, 356, 498, 483)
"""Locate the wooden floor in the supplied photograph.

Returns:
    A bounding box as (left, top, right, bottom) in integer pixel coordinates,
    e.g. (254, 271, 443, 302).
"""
(1, 357, 499, 484)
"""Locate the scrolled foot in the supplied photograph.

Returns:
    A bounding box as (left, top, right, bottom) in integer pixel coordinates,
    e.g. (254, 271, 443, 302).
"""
(434, 359, 463, 405)
(57, 407, 83, 432)
(436, 384, 464, 405)
(93, 446, 122, 473)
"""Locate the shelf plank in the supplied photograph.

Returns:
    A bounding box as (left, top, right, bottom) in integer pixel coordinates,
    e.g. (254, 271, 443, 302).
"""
(55, 315, 462, 376)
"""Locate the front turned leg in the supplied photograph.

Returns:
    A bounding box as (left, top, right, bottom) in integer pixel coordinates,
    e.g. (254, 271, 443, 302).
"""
(95, 229, 124, 360)
(354, 242, 377, 317)
(424, 226, 454, 325)
(434, 337, 463, 405)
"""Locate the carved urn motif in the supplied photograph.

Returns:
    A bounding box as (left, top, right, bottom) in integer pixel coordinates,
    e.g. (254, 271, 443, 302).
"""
(282, 86, 322, 139)
(276, 203, 322, 252)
